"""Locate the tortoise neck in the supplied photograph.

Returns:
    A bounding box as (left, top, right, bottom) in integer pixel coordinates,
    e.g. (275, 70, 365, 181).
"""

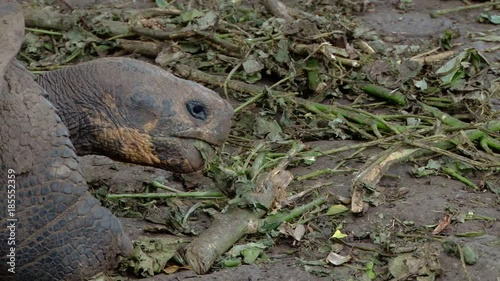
(36, 69, 123, 157)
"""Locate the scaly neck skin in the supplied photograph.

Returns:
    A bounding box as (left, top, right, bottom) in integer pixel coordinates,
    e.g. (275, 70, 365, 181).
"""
(36, 71, 164, 168)
(36, 70, 122, 157)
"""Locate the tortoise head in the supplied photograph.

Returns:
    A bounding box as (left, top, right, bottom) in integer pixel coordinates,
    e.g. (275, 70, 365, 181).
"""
(38, 58, 233, 173)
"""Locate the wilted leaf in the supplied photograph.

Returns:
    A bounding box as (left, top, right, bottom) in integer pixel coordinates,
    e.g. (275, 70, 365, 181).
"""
(412, 159, 442, 178)
(397, 59, 423, 83)
(406, 117, 421, 126)
(432, 214, 452, 235)
(254, 117, 284, 141)
(196, 11, 218, 30)
(23, 32, 46, 54)
(227, 242, 267, 257)
(436, 49, 488, 88)
(461, 244, 478, 265)
(120, 237, 186, 277)
(180, 9, 204, 22)
(326, 251, 351, 265)
(442, 240, 478, 265)
(325, 204, 349, 216)
(485, 179, 500, 194)
(242, 72, 262, 84)
(163, 264, 191, 274)
(414, 79, 428, 90)
(479, 13, 500, 24)
(242, 247, 262, 264)
(389, 244, 441, 279)
(278, 223, 305, 241)
(439, 30, 459, 50)
(331, 230, 348, 239)
(274, 39, 290, 63)
(243, 59, 264, 74)
(293, 224, 306, 241)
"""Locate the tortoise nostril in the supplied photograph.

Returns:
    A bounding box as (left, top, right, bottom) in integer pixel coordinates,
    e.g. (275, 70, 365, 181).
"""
(186, 100, 208, 120)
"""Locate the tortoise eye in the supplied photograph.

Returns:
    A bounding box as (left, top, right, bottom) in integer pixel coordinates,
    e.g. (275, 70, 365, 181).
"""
(186, 100, 208, 120)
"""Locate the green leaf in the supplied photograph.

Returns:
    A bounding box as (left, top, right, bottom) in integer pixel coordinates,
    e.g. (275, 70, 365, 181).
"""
(365, 261, 376, 279)
(242, 247, 262, 264)
(155, 0, 168, 8)
(222, 258, 242, 268)
(274, 39, 290, 63)
(331, 230, 348, 239)
(479, 13, 500, 24)
(413, 79, 428, 90)
(325, 204, 349, 216)
(180, 9, 204, 22)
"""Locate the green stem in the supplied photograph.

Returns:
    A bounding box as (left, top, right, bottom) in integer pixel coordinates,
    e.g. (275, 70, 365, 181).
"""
(443, 167, 478, 189)
(107, 191, 225, 199)
(151, 180, 182, 193)
(361, 84, 407, 106)
(260, 197, 327, 231)
(25, 27, 64, 36)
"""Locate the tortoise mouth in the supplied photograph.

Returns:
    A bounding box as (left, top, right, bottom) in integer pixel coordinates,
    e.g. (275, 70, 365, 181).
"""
(151, 136, 215, 173)
(173, 128, 227, 147)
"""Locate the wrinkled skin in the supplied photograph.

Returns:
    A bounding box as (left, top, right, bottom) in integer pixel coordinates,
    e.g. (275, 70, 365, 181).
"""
(38, 58, 233, 173)
(0, 1, 233, 280)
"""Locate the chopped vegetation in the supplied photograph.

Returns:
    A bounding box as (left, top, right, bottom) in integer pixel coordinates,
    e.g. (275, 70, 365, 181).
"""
(21, 0, 499, 280)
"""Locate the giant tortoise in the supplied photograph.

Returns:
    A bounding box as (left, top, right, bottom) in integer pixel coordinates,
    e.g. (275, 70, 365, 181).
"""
(0, 2, 233, 280)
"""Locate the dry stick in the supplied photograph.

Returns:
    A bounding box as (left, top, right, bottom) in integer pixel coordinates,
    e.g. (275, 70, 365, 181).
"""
(262, 0, 293, 20)
(404, 140, 493, 169)
(411, 50, 456, 64)
(280, 181, 330, 207)
(168, 66, 499, 161)
(24, 8, 130, 37)
(118, 39, 163, 57)
(350, 122, 500, 213)
(196, 30, 244, 55)
(296, 168, 354, 181)
(131, 25, 197, 40)
(173, 64, 282, 97)
(107, 191, 224, 199)
(23, 8, 210, 42)
(430, 1, 500, 18)
(174, 65, 293, 112)
(183, 143, 303, 274)
(23, 8, 76, 31)
(234, 74, 294, 113)
(224, 49, 252, 99)
(351, 145, 419, 213)
(172, 67, 499, 213)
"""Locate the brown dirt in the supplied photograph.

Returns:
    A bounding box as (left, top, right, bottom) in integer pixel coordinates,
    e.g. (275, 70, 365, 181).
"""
(74, 0, 499, 280)
(81, 141, 499, 281)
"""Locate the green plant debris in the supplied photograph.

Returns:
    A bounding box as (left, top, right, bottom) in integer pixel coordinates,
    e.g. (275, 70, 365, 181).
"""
(120, 236, 187, 277)
(441, 240, 478, 265)
(20, 1, 500, 279)
(325, 204, 350, 216)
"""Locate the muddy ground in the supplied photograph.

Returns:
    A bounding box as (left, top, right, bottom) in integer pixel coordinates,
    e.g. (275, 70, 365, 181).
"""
(70, 0, 500, 280)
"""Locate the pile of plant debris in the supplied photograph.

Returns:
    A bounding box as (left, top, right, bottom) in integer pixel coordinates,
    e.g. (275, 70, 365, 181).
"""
(19, 0, 499, 280)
